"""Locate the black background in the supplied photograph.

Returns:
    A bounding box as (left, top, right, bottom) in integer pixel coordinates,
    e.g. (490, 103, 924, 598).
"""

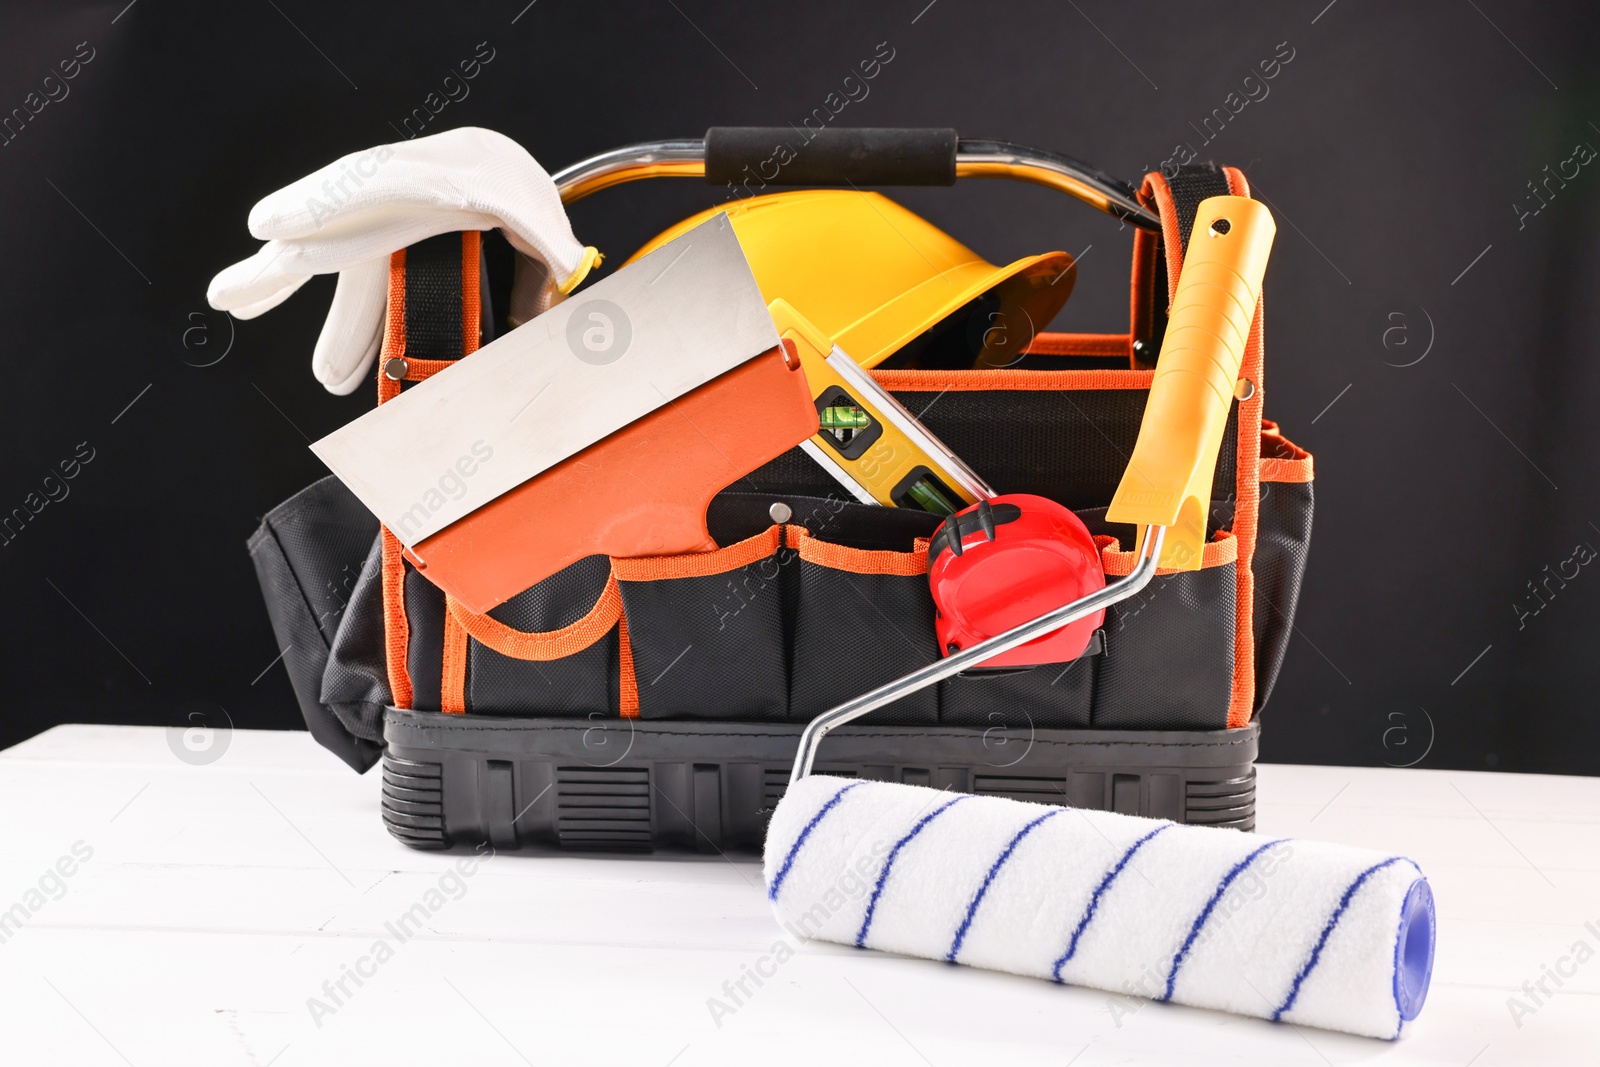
(2, 1, 1597, 775)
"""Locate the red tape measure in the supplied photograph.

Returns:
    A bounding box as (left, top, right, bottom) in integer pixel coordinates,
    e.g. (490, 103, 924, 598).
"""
(928, 494, 1106, 669)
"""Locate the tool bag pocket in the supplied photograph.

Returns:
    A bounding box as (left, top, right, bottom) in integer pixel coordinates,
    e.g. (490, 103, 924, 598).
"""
(938, 642, 1098, 729)
(616, 526, 789, 721)
(448, 556, 620, 716)
(1089, 527, 1239, 730)
(788, 527, 941, 725)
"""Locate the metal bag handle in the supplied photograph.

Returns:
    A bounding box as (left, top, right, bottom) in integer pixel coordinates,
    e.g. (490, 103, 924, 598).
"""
(551, 129, 1160, 231)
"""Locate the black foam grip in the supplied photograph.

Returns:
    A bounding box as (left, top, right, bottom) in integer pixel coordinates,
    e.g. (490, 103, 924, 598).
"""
(705, 127, 958, 187)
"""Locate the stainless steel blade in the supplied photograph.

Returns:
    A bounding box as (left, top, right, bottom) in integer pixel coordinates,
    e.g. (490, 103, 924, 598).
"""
(309, 214, 779, 546)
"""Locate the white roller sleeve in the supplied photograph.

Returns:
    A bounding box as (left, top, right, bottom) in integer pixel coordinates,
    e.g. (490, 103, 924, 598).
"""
(765, 776, 1436, 1040)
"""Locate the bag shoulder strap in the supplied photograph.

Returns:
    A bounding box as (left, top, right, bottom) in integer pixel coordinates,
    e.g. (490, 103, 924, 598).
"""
(1130, 162, 1232, 361)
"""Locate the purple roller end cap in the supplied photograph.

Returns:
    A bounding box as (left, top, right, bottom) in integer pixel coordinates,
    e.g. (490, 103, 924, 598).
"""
(1393, 878, 1436, 1021)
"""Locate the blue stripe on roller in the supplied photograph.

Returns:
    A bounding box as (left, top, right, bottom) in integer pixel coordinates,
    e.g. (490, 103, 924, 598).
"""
(946, 808, 1065, 963)
(1273, 856, 1407, 1022)
(767, 781, 865, 903)
(1051, 823, 1172, 982)
(855, 794, 971, 948)
(1159, 838, 1286, 1001)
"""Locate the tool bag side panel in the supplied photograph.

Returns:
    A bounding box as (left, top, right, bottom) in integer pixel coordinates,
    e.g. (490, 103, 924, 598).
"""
(1253, 423, 1314, 713)
(246, 474, 384, 771)
(320, 534, 391, 738)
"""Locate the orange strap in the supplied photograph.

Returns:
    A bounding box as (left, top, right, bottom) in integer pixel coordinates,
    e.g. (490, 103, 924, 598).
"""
(871, 367, 1152, 393)
(378, 249, 414, 707)
(1261, 454, 1314, 483)
(446, 571, 623, 661)
(791, 526, 929, 576)
(1023, 332, 1133, 359)
(440, 608, 468, 714)
(1222, 166, 1262, 729)
(1100, 530, 1238, 577)
(617, 610, 639, 718)
(1260, 421, 1314, 483)
(381, 527, 414, 709)
(613, 525, 782, 581)
(460, 230, 482, 353)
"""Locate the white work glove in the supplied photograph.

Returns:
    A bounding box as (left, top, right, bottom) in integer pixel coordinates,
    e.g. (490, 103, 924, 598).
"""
(207, 127, 597, 394)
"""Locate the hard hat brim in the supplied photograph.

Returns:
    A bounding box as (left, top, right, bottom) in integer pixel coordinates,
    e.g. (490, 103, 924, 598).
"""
(837, 250, 1076, 368)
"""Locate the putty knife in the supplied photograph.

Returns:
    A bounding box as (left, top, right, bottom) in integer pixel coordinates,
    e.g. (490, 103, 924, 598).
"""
(405, 341, 817, 613)
(310, 214, 780, 547)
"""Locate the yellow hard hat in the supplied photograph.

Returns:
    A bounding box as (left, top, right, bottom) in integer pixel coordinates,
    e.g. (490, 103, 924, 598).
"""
(624, 189, 1075, 369)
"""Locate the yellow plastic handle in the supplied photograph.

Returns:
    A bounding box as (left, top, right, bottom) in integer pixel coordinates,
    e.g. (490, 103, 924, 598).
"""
(1105, 195, 1276, 569)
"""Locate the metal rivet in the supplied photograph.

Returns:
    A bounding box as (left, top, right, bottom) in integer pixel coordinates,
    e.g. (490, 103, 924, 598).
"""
(768, 501, 793, 524)
(1234, 378, 1256, 400)
(383, 357, 410, 381)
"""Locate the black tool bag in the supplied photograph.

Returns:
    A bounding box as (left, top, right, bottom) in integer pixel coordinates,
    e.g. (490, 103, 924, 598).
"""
(249, 138, 1312, 851)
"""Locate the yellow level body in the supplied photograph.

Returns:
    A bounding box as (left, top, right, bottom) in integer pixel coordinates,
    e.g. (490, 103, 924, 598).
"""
(767, 299, 992, 514)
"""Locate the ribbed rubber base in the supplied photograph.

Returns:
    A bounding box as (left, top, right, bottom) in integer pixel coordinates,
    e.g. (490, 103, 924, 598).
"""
(381, 710, 1258, 853)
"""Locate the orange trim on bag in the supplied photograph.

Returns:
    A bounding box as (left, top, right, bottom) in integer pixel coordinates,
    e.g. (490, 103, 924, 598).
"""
(870, 367, 1153, 392)
(1023, 332, 1132, 359)
(1260, 455, 1312, 483)
(617, 610, 639, 718)
(792, 527, 929, 576)
(1144, 170, 1189, 301)
(612, 525, 782, 581)
(440, 607, 468, 714)
(1100, 530, 1238, 577)
(447, 571, 623, 662)
(461, 231, 481, 357)
(381, 528, 414, 709)
(378, 247, 413, 707)
(377, 248, 407, 405)
(1223, 165, 1261, 729)
(1260, 425, 1313, 482)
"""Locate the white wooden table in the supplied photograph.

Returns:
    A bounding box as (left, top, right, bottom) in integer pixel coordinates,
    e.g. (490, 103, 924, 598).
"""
(0, 725, 1594, 1066)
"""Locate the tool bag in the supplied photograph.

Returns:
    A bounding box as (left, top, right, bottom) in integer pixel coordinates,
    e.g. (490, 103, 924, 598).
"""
(249, 140, 1313, 851)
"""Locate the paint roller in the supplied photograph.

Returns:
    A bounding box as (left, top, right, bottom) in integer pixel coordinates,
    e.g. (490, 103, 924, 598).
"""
(762, 196, 1438, 1039)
